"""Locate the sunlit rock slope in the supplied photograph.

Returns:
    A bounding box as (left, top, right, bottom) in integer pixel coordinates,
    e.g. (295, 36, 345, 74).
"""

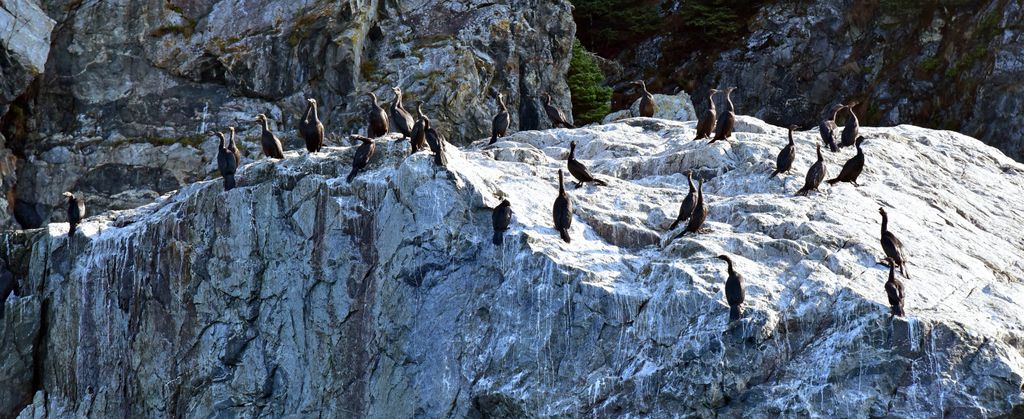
(3, 116, 1024, 417)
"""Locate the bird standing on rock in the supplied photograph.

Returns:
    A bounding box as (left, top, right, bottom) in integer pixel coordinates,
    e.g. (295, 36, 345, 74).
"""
(543, 93, 575, 129)
(390, 87, 415, 140)
(365, 92, 390, 138)
(215, 131, 238, 190)
(299, 98, 324, 153)
(567, 141, 607, 187)
(255, 114, 285, 159)
(819, 104, 845, 152)
(840, 101, 860, 148)
(669, 171, 697, 230)
(64, 192, 85, 236)
(878, 207, 909, 278)
(347, 135, 376, 182)
(694, 88, 718, 140)
(490, 93, 510, 145)
(632, 80, 655, 118)
(424, 116, 448, 167)
(716, 254, 746, 322)
(410, 102, 428, 154)
(770, 125, 799, 178)
(885, 260, 905, 317)
(709, 87, 736, 144)
(552, 169, 573, 243)
(796, 144, 827, 196)
(492, 199, 512, 245)
(827, 136, 867, 186)
(669, 178, 707, 243)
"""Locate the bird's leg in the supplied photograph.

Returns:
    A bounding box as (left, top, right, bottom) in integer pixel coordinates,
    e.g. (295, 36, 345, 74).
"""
(575, 181, 583, 188)
(853, 181, 860, 187)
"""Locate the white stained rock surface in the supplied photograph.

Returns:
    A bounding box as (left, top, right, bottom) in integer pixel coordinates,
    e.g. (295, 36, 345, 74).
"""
(5, 116, 1024, 417)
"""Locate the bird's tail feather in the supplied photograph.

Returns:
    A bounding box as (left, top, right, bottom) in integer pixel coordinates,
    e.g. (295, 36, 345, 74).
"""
(223, 175, 236, 191)
(559, 229, 571, 243)
(347, 168, 358, 183)
(669, 219, 680, 230)
(769, 170, 780, 178)
(493, 231, 503, 245)
(729, 305, 742, 321)
(594, 178, 608, 186)
(825, 178, 839, 185)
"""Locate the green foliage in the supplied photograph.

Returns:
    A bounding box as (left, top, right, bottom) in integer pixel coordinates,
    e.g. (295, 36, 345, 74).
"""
(570, 0, 660, 54)
(677, 0, 742, 39)
(567, 39, 612, 125)
(920, 56, 942, 72)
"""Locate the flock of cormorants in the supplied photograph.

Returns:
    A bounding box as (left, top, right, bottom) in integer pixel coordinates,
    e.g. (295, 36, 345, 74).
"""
(60, 83, 910, 323)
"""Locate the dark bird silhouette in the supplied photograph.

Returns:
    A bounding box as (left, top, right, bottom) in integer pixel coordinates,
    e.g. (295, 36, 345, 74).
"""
(424, 117, 448, 167)
(552, 169, 573, 243)
(567, 141, 607, 187)
(347, 135, 376, 182)
(365, 92, 390, 138)
(255, 114, 285, 159)
(717, 255, 746, 322)
(709, 86, 736, 144)
(770, 125, 798, 178)
(299, 98, 324, 153)
(543, 93, 575, 128)
(490, 92, 511, 145)
(410, 102, 428, 154)
(819, 104, 844, 152)
(215, 131, 238, 190)
(827, 136, 867, 186)
(669, 171, 696, 230)
(390, 87, 415, 140)
(64, 191, 85, 236)
(492, 199, 512, 245)
(632, 80, 655, 117)
(796, 144, 827, 196)
(840, 101, 860, 148)
(227, 127, 241, 167)
(885, 260, 905, 317)
(693, 88, 718, 140)
(879, 207, 909, 278)
(669, 178, 707, 243)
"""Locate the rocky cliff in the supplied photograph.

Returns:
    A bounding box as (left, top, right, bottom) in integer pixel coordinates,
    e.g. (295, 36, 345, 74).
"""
(2, 116, 1023, 417)
(0, 0, 574, 230)
(587, 0, 1024, 162)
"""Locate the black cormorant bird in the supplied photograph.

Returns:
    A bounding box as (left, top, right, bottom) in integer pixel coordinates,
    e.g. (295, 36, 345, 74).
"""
(424, 117, 447, 167)
(64, 192, 85, 236)
(827, 136, 867, 186)
(885, 260, 905, 317)
(709, 86, 736, 144)
(390, 87, 415, 140)
(543, 93, 575, 129)
(819, 104, 844, 152)
(552, 169, 573, 243)
(840, 101, 860, 148)
(670, 178, 707, 242)
(299, 98, 324, 153)
(878, 207, 909, 278)
(492, 199, 512, 245)
(347, 135, 376, 182)
(567, 141, 607, 187)
(227, 127, 241, 167)
(632, 80, 655, 118)
(366, 92, 390, 138)
(693, 88, 718, 140)
(255, 114, 285, 159)
(490, 93, 510, 145)
(410, 102, 428, 154)
(717, 254, 746, 322)
(796, 144, 827, 196)
(215, 131, 238, 190)
(770, 125, 798, 178)
(669, 171, 696, 230)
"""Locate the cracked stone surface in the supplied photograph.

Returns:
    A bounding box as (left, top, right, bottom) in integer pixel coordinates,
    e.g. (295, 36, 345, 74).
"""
(2, 116, 1024, 417)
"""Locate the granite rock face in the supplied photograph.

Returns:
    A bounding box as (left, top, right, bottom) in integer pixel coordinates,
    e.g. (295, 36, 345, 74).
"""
(3, 117, 1024, 417)
(0, 0, 575, 228)
(0, 0, 54, 113)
